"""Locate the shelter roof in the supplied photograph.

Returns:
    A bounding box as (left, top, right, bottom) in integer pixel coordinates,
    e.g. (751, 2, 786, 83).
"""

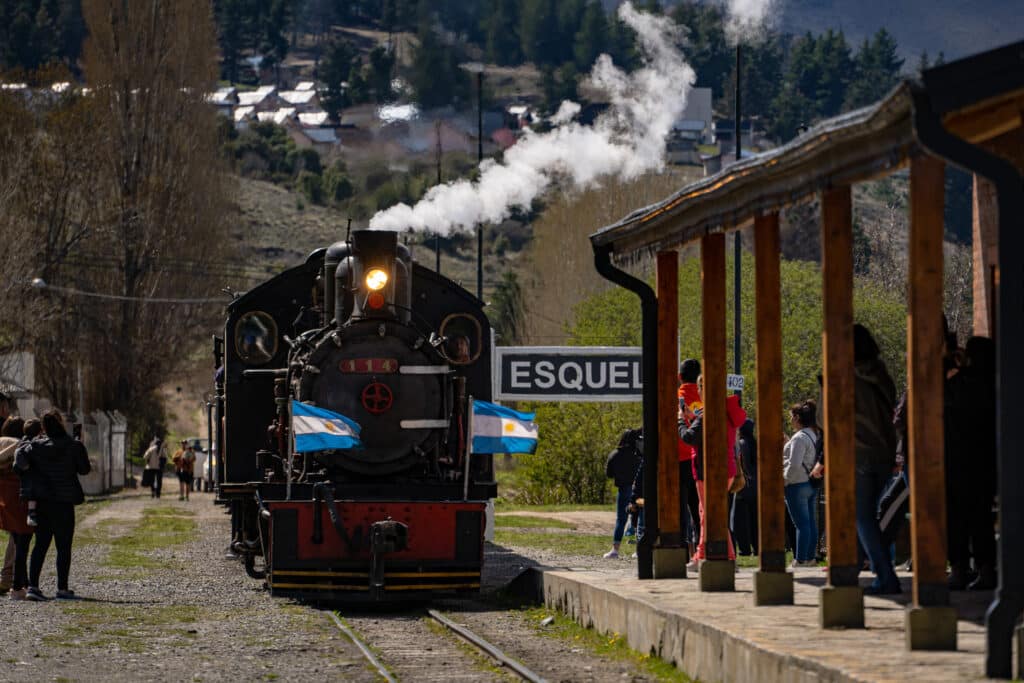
(590, 84, 915, 256)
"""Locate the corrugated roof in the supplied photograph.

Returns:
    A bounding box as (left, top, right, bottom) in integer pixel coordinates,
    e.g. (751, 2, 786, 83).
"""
(280, 90, 317, 105)
(590, 84, 916, 256)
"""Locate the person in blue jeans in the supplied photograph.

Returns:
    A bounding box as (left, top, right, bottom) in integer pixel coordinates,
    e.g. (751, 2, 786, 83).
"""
(604, 429, 642, 559)
(782, 401, 820, 566)
(853, 324, 901, 595)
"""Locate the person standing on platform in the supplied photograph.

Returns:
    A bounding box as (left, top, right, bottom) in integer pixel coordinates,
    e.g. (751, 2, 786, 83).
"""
(142, 438, 166, 499)
(604, 428, 642, 559)
(0, 417, 32, 596)
(783, 402, 819, 567)
(852, 324, 902, 595)
(731, 419, 758, 556)
(677, 360, 703, 556)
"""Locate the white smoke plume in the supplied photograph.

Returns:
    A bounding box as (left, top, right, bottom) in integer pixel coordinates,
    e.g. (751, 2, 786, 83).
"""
(724, 0, 776, 44)
(369, 2, 695, 236)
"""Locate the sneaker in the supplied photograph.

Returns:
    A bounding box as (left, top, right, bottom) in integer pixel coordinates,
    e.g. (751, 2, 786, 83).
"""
(630, 552, 638, 559)
(603, 549, 620, 559)
(25, 587, 47, 602)
(55, 590, 76, 600)
(9, 588, 26, 601)
(686, 559, 700, 572)
(26, 512, 37, 527)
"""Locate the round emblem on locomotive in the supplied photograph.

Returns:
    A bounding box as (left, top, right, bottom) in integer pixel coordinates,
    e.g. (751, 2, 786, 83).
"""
(361, 382, 394, 414)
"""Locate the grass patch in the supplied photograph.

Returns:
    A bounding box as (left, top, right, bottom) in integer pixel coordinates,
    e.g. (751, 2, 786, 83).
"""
(104, 507, 197, 569)
(493, 501, 610, 513)
(493, 515, 574, 530)
(493, 529, 609, 557)
(521, 607, 693, 682)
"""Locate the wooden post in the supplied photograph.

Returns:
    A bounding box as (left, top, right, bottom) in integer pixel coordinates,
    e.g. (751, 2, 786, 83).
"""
(699, 232, 734, 590)
(905, 155, 957, 650)
(752, 213, 793, 605)
(819, 186, 863, 627)
(655, 251, 686, 577)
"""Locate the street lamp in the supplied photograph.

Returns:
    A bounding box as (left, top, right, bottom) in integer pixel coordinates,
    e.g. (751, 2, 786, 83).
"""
(461, 61, 486, 301)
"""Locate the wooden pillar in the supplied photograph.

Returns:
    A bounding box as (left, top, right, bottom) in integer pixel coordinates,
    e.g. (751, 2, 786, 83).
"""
(972, 174, 998, 337)
(906, 155, 957, 650)
(654, 251, 686, 577)
(752, 212, 793, 605)
(819, 186, 863, 627)
(699, 232, 734, 590)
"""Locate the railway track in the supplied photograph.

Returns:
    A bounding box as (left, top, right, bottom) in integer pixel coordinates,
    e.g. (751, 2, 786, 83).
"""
(331, 606, 548, 683)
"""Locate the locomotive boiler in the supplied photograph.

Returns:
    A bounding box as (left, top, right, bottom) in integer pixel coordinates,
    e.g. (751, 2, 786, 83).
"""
(214, 230, 496, 600)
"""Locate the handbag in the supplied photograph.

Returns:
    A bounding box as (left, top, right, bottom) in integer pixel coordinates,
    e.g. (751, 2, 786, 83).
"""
(141, 469, 155, 487)
(729, 452, 747, 494)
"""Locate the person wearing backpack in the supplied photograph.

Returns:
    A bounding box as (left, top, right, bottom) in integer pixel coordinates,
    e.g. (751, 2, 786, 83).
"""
(731, 419, 758, 556)
(853, 324, 901, 595)
(783, 401, 820, 567)
(604, 428, 642, 559)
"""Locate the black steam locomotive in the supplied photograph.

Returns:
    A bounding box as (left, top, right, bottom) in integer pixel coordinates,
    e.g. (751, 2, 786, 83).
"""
(213, 230, 496, 600)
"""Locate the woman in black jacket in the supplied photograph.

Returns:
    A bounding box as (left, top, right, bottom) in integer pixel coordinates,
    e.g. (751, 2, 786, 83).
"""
(14, 410, 90, 601)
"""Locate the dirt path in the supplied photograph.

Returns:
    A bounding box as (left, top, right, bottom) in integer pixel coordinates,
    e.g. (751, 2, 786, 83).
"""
(1, 491, 374, 683)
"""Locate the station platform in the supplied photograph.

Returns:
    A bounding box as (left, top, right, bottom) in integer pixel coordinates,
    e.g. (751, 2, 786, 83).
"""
(523, 564, 1013, 682)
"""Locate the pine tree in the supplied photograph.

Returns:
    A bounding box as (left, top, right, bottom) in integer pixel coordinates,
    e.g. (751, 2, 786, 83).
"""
(520, 0, 560, 66)
(321, 40, 355, 122)
(844, 28, 904, 110)
(484, 0, 522, 66)
(573, 1, 607, 70)
(367, 46, 395, 103)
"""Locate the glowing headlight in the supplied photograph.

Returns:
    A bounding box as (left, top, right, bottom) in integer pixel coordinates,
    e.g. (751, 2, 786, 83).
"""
(365, 268, 389, 291)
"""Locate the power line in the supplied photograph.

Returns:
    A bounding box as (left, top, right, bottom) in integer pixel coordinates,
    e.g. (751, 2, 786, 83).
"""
(33, 280, 229, 305)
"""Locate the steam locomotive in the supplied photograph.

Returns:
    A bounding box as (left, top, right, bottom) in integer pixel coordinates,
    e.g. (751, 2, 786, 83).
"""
(213, 230, 496, 600)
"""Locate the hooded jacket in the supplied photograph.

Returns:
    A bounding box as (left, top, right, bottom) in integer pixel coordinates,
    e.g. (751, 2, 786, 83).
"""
(735, 419, 757, 498)
(606, 429, 643, 489)
(854, 358, 898, 470)
(783, 427, 818, 485)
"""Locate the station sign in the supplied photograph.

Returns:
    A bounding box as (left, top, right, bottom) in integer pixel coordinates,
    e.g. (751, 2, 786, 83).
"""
(494, 346, 642, 402)
(493, 345, 746, 402)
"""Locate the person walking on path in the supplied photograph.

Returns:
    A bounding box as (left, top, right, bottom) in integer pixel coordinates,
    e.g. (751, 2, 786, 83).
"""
(15, 410, 91, 601)
(604, 428, 642, 559)
(143, 438, 166, 498)
(783, 402, 820, 567)
(731, 419, 758, 556)
(0, 417, 33, 597)
(852, 324, 902, 595)
(172, 441, 196, 501)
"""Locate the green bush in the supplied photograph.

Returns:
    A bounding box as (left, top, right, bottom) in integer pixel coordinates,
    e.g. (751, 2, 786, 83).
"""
(323, 167, 354, 202)
(516, 402, 640, 505)
(297, 170, 323, 205)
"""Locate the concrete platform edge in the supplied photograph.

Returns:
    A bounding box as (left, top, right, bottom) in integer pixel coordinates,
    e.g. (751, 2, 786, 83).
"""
(530, 568, 857, 683)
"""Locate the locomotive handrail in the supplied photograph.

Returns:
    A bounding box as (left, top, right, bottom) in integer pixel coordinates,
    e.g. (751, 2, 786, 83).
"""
(242, 368, 287, 379)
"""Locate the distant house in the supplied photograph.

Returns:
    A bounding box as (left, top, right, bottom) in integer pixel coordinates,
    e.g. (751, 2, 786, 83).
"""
(256, 107, 297, 125)
(206, 86, 238, 117)
(236, 85, 279, 112)
(298, 111, 330, 127)
(676, 87, 713, 143)
(234, 105, 256, 129)
(294, 81, 315, 91)
(288, 125, 338, 154)
(279, 89, 319, 111)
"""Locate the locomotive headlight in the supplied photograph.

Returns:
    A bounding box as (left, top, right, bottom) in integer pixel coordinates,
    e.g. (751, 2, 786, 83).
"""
(365, 268, 389, 291)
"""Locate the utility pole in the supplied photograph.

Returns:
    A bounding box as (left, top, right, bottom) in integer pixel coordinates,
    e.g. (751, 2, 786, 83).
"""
(733, 44, 743, 394)
(476, 70, 484, 301)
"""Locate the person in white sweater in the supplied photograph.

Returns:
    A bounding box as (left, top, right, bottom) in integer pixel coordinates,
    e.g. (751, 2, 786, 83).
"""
(782, 401, 821, 567)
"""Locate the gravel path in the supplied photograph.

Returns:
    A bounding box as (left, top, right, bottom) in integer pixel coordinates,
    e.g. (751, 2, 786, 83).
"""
(0, 491, 375, 683)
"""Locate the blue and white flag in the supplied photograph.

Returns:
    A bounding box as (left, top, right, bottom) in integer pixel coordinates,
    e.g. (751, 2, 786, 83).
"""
(291, 400, 362, 453)
(471, 400, 538, 454)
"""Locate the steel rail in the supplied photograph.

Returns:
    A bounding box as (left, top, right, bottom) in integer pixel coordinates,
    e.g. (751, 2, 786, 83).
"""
(426, 609, 548, 683)
(329, 612, 397, 683)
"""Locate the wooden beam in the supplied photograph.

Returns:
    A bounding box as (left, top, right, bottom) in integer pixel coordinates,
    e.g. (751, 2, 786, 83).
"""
(908, 155, 949, 609)
(656, 251, 681, 545)
(754, 213, 786, 574)
(821, 186, 858, 588)
(701, 233, 729, 561)
(943, 88, 1024, 144)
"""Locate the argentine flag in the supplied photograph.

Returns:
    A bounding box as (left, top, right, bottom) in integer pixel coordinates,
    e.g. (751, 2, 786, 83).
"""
(471, 400, 538, 454)
(291, 400, 362, 453)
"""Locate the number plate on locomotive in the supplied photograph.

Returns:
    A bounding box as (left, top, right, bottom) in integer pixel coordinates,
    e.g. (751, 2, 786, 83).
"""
(339, 358, 399, 373)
